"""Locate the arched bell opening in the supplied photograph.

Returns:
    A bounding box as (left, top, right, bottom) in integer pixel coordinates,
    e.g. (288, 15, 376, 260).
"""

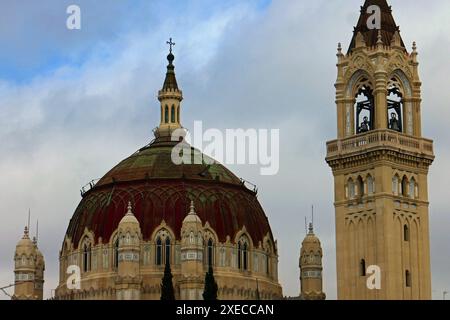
(355, 85, 375, 134)
(387, 78, 404, 133)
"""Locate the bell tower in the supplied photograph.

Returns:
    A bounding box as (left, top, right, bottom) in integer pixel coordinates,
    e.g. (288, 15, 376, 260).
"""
(326, 0, 434, 300)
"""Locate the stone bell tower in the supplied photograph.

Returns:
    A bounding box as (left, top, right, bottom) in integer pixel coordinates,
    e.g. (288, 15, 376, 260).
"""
(326, 0, 434, 300)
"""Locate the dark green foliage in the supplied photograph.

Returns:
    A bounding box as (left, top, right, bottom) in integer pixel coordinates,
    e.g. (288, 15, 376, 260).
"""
(161, 261, 175, 300)
(203, 265, 218, 301)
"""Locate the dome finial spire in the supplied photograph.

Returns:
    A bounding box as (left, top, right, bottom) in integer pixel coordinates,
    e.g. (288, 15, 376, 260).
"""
(23, 226, 29, 239)
(127, 201, 134, 216)
(161, 37, 179, 91)
(166, 37, 176, 66)
(309, 205, 315, 234)
(189, 200, 196, 215)
(183, 199, 202, 224)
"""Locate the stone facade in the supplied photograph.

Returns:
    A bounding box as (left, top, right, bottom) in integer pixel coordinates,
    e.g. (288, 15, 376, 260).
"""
(54, 203, 281, 300)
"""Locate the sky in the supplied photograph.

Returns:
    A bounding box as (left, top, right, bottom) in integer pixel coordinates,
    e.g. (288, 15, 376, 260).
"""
(0, 0, 449, 300)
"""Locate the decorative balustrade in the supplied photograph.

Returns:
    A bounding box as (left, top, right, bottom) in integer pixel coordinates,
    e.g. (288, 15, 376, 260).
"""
(326, 129, 434, 158)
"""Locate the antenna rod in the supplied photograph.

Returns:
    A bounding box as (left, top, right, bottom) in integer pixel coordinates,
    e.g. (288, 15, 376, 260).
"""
(36, 220, 39, 243)
(305, 216, 307, 235)
(27, 209, 31, 233)
(311, 205, 314, 228)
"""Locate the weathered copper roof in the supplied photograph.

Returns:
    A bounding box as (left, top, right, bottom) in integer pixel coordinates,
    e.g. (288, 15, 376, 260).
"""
(65, 138, 275, 249)
(348, 0, 406, 53)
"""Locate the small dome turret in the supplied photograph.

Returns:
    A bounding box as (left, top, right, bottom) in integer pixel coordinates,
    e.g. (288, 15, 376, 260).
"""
(183, 201, 202, 224)
(118, 202, 140, 228)
(15, 227, 35, 256)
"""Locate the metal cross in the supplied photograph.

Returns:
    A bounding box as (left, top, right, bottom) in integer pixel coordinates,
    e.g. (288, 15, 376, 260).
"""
(166, 38, 175, 53)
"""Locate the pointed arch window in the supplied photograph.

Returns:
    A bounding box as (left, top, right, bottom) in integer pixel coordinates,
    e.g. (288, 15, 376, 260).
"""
(238, 243, 242, 269)
(155, 230, 171, 266)
(355, 85, 375, 134)
(409, 179, 416, 199)
(164, 105, 169, 123)
(387, 80, 403, 133)
(348, 179, 355, 199)
(177, 107, 180, 124)
(401, 176, 409, 197)
(243, 243, 248, 271)
(113, 238, 119, 270)
(357, 176, 364, 198)
(156, 237, 162, 266)
(219, 247, 226, 267)
(83, 243, 91, 272)
(171, 105, 175, 123)
(392, 176, 399, 195)
(367, 175, 374, 195)
(165, 237, 171, 265)
(237, 236, 250, 271)
(206, 239, 214, 267)
(264, 241, 272, 276)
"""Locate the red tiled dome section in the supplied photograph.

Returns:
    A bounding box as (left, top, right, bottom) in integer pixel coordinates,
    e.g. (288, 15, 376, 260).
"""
(65, 138, 275, 249)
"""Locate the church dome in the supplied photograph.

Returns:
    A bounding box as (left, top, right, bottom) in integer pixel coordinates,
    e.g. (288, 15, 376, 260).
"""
(64, 137, 275, 249)
(56, 47, 282, 301)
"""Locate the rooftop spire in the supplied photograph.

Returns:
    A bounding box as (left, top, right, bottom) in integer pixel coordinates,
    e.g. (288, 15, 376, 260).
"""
(36, 220, 39, 244)
(308, 222, 314, 234)
(189, 200, 196, 215)
(33, 220, 39, 245)
(23, 226, 29, 239)
(162, 38, 179, 91)
(348, 0, 406, 53)
(126, 201, 134, 216)
(27, 209, 31, 234)
(183, 200, 202, 224)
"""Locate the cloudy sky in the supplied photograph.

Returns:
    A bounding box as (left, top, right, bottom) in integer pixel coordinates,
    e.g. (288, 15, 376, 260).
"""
(1, 0, 449, 300)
